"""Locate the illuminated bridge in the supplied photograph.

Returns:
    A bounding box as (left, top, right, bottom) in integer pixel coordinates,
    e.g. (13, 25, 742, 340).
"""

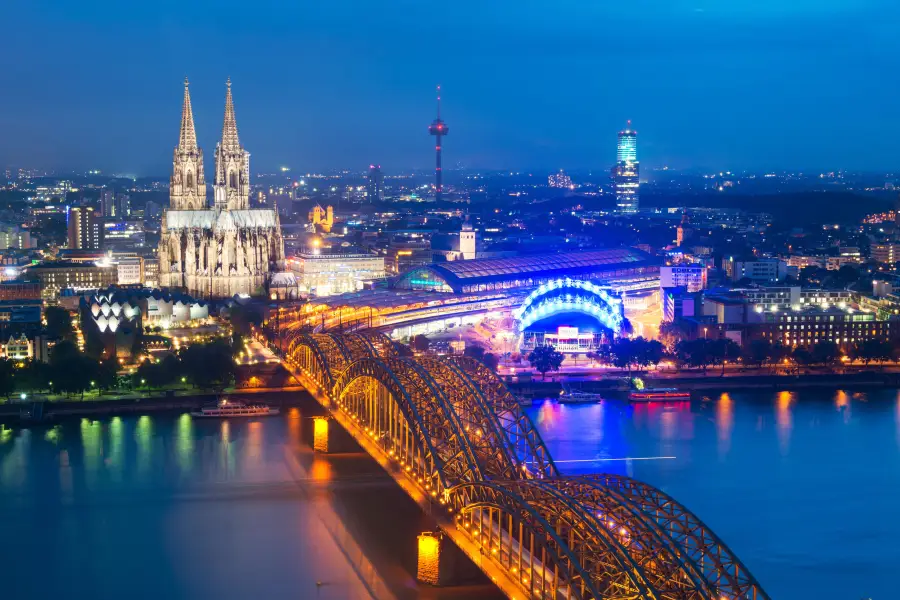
(274, 329, 769, 600)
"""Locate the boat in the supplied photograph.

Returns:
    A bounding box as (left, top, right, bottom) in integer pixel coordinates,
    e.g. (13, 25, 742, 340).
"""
(190, 398, 280, 418)
(558, 383, 605, 404)
(628, 388, 691, 402)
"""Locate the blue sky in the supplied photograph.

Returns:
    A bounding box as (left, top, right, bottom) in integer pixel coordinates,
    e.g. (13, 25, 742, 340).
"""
(1, 0, 898, 174)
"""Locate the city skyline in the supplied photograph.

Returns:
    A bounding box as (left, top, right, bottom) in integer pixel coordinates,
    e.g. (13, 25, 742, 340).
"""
(2, 1, 900, 174)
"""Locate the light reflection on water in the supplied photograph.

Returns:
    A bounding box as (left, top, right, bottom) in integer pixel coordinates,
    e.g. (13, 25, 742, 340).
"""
(525, 389, 900, 600)
(0, 412, 373, 600)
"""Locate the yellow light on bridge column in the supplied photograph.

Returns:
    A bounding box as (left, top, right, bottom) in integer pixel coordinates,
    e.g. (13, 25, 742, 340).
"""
(313, 416, 329, 452)
(417, 532, 441, 585)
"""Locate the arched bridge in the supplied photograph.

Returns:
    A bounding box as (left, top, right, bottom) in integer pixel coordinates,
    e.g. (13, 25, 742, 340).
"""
(276, 330, 769, 600)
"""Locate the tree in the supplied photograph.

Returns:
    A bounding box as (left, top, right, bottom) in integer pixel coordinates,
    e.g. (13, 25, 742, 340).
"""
(179, 341, 237, 389)
(49, 340, 95, 399)
(411, 334, 430, 353)
(527, 344, 564, 379)
(810, 341, 841, 368)
(709, 338, 741, 375)
(659, 320, 692, 353)
(482, 352, 500, 372)
(791, 347, 813, 368)
(393, 342, 414, 357)
(229, 303, 263, 337)
(606, 337, 664, 374)
(742, 339, 772, 370)
(45, 306, 75, 341)
(674, 339, 714, 372)
(464, 344, 486, 362)
(95, 357, 120, 391)
(851, 339, 894, 367)
(0, 359, 15, 401)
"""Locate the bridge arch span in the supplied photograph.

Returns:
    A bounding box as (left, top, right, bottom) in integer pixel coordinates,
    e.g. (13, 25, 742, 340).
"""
(332, 357, 486, 495)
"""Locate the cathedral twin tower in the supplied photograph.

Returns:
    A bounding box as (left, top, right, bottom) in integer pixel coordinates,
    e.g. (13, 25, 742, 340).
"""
(159, 79, 284, 299)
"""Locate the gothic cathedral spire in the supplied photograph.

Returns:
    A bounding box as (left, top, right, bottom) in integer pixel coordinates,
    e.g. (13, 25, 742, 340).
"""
(169, 77, 206, 210)
(214, 78, 250, 210)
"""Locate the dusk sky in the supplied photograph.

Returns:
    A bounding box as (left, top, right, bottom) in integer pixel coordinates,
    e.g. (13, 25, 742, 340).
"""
(1, 0, 898, 175)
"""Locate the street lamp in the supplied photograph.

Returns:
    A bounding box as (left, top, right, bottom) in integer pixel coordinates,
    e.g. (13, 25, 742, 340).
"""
(703, 327, 708, 339)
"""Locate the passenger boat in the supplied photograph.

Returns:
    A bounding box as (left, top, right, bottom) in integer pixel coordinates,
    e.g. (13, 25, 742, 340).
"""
(558, 384, 604, 404)
(628, 388, 691, 402)
(190, 398, 280, 418)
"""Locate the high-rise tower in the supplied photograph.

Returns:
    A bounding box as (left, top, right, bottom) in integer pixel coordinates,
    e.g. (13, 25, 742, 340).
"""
(367, 164, 385, 202)
(169, 78, 207, 211)
(213, 78, 250, 211)
(614, 121, 639, 213)
(428, 86, 449, 202)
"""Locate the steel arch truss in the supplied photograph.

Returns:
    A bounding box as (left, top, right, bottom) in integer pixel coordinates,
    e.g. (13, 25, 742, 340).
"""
(277, 332, 770, 600)
(584, 474, 769, 600)
(451, 356, 558, 479)
(332, 357, 485, 495)
(449, 478, 770, 600)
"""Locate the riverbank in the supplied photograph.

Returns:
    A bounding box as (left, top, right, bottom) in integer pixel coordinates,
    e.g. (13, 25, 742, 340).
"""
(0, 389, 312, 424)
(509, 370, 900, 398)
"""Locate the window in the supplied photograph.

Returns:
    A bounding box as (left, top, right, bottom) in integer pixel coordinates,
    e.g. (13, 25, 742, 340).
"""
(230, 171, 238, 189)
(186, 171, 193, 188)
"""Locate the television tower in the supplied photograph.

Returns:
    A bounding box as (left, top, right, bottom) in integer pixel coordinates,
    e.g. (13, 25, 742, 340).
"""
(428, 85, 449, 201)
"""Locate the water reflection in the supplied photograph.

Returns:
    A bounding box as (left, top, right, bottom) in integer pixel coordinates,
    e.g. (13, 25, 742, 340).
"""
(775, 391, 794, 455)
(136, 415, 153, 478)
(175, 413, 193, 475)
(525, 388, 900, 600)
(715, 393, 734, 459)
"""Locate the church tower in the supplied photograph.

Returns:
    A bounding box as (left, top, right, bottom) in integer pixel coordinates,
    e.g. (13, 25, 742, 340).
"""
(213, 78, 250, 211)
(169, 78, 206, 210)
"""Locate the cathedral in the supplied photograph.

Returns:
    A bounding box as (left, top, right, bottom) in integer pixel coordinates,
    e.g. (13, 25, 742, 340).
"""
(158, 79, 285, 298)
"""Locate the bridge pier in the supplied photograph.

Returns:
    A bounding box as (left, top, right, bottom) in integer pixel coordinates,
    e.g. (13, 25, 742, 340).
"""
(417, 530, 473, 587)
(311, 415, 361, 454)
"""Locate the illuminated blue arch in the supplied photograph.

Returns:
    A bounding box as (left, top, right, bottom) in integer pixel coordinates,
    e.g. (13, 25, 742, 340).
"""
(513, 278, 624, 334)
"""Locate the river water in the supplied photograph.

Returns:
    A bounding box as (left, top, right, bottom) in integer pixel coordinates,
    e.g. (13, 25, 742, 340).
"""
(525, 388, 900, 600)
(1, 389, 896, 599)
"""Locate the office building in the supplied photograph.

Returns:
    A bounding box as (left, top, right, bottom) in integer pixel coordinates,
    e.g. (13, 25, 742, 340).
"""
(0, 280, 41, 301)
(115, 256, 144, 286)
(0, 226, 34, 250)
(750, 305, 897, 351)
(26, 261, 117, 301)
(724, 258, 788, 283)
(872, 243, 900, 265)
(289, 252, 386, 297)
(614, 122, 639, 213)
(548, 170, 573, 189)
(67, 206, 104, 249)
(367, 165, 385, 202)
(660, 265, 707, 293)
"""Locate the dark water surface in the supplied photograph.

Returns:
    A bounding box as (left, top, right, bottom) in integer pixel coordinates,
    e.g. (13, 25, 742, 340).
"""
(1, 388, 895, 600)
(526, 388, 900, 600)
(0, 407, 498, 600)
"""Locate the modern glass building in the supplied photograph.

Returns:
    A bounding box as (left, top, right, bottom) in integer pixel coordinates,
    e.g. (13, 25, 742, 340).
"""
(615, 123, 639, 213)
(393, 248, 659, 294)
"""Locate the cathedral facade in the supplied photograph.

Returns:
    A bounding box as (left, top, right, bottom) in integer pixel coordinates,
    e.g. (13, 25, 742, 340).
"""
(158, 79, 284, 298)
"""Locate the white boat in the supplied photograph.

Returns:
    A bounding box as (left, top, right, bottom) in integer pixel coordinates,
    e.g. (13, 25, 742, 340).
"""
(558, 384, 604, 404)
(190, 398, 280, 418)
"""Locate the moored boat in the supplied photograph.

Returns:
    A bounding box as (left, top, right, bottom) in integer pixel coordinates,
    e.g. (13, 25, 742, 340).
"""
(628, 388, 691, 402)
(190, 398, 280, 418)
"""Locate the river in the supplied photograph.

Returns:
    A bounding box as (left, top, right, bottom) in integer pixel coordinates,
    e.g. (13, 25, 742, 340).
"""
(525, 388, 900, 600)
(1, 388, 896, 599)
